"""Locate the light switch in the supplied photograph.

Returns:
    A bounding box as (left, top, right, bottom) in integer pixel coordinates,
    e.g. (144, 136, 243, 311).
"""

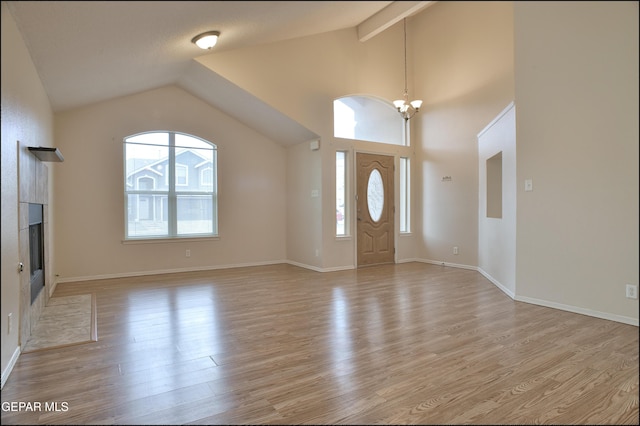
(524, 179, 533, 192)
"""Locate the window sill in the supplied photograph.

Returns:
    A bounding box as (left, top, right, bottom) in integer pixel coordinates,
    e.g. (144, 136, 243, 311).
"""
(122, 235, 220, 245)
(335, 235, 352, 241)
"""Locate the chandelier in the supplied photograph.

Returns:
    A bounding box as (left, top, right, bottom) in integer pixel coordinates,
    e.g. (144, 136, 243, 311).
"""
(393, 18, 422, 121)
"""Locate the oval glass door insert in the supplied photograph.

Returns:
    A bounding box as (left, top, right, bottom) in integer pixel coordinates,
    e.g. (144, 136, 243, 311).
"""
(367, 169, 384, 222)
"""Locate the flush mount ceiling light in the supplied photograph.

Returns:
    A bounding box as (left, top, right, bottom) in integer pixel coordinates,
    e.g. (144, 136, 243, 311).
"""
(393, 18, 422, 121)
(191, 31, 220, 50)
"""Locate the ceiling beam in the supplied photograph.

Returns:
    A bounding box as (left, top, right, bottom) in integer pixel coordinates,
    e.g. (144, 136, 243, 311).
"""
(357, 1, 437, 42)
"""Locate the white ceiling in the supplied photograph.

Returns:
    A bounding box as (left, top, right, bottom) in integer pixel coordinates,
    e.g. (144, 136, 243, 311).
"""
(6, 1, 434, 145)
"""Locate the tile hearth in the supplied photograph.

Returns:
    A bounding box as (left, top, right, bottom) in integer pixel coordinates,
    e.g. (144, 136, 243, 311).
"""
(22, 294, 97, 353)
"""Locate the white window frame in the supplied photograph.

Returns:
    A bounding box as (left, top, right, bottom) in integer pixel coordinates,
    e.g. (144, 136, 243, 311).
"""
(336, 150, 348, 237)
(399, 157, 411, 233)
(124, 131, 217, 240)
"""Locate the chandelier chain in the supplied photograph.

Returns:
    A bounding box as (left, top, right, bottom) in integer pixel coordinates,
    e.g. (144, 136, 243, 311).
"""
(393, 17, 422, 121)
(403, 18, 408, 96)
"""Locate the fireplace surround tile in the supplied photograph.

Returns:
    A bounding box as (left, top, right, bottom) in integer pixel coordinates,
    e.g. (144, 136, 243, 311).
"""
(36, 162, 48, 204)
(18, 227, 31, 347)
(18, 141, 51, 348)
(18, 144, 35, 203)
(19, 202, 29, 231)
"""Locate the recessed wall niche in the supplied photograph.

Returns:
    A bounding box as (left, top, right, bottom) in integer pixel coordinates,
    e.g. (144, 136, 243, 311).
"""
(477, 102, 516, 296)
(486, 151, 503, 219)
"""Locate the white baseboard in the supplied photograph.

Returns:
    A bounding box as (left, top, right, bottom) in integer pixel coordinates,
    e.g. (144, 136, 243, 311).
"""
(286, 260, 355, 273)
(405, 259, 638, 327)
(1, 346, 21, 390)
(56, 260, 356, 283)
(49, 275, 58, 297)
(515, 295, 639, 327)
(55, 260, 287, 283)
(411, 257, 477, 271)
(477, 267, 515, 299)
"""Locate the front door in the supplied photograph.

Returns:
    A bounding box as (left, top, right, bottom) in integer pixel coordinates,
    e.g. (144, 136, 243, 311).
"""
(356, 153, 394, 267)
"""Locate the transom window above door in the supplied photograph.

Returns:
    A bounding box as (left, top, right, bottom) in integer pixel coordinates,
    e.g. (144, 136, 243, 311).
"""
(333, 95, 407, 146)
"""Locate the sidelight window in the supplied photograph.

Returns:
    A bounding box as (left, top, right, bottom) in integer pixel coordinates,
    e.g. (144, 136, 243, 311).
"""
(399, 157, 410, 233)
(336, 151, 347, 236)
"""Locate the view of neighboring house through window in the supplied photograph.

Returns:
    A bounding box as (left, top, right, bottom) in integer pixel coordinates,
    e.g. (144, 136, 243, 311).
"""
(175, 164, 188, 186)
(336, 151, 347, 236)
(124, 131, 217, 239)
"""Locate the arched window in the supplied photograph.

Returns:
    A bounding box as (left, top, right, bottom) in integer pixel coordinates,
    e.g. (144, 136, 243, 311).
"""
(333, 95, 406, 146)
(124, 131, 217, 239)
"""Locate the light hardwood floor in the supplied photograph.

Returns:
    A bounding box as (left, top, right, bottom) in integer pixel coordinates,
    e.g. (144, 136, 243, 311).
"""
(1, 262, 638, 425)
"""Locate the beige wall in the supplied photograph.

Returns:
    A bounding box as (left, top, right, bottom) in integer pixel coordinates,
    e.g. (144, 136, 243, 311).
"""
(410, 1, 516, 267)
(478, 103, 517, 296)
(1, 2, 55, 384)
(54, 86, 288, 280)
(196, 28, 405, 136)
(514, 1, 639, 324)
(286, 141, 323, 268)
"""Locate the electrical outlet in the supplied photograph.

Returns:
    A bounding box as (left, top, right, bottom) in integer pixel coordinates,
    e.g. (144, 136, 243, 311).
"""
(185, 249, 191, 258)
(626, 284, 638, 299)
(453, 246, 459, 255)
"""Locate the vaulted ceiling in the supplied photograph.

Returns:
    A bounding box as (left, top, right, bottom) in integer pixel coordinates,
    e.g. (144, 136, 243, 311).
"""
(6, 1, 435, 145)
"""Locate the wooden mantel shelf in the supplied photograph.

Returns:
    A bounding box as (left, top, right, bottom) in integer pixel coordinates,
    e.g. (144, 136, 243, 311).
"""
(28, 147, 64, 162)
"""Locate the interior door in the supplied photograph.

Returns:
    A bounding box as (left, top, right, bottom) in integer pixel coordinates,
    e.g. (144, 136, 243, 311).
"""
(357, 153, 394, 267)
